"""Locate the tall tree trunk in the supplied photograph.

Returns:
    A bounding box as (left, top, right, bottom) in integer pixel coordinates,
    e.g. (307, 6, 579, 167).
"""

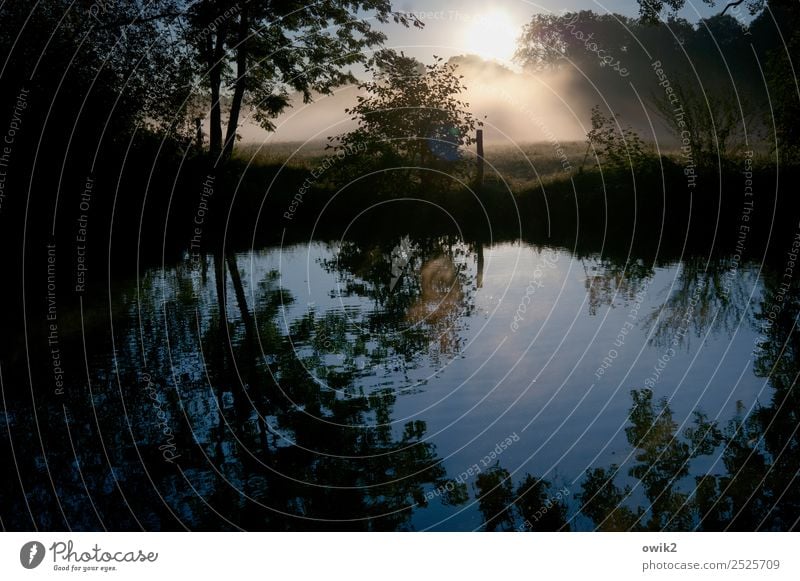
(213, 250, 228, 354)
(214, 250, 250, 431)
(208, 26, 228, 159)
(225, 252, 256, 343)
(221, 7, 249, 162)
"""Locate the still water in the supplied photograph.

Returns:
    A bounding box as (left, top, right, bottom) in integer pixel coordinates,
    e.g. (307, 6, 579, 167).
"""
(4, 237, 797, 531)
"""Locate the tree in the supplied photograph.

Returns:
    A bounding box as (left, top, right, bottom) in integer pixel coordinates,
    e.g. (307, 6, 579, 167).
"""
(636, 1, 800, 161)
(182, 1, 422, 162)
(1, 1, 195, 148)
(585, 105, 651, 172)
(753, 2, 800, 161)
(636, 0, 767, 23)
(83, 1, 422, 162)
(0, 0, 200, 261)
(329, 50, 481, 188)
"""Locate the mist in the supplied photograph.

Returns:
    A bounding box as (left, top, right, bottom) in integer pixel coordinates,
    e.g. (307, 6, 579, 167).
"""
(232, 55, 633, 149)
(232, 53, 682, 156)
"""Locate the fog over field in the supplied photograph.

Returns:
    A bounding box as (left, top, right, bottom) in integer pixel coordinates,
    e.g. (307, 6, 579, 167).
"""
(234, 53, 681, 153)
(231, 60, 592, 146)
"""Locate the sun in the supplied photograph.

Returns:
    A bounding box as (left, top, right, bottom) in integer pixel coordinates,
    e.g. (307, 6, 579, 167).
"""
(463, 10, 520, 64)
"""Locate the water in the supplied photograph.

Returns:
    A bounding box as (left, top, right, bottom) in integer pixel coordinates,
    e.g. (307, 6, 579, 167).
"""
(2, 236, 797, 531)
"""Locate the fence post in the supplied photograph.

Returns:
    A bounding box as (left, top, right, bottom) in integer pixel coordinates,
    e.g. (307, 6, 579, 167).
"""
(476, 129, 484, 187)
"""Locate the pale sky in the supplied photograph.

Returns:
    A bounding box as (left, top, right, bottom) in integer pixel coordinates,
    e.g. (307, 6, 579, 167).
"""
(247, 0, 745, 144)
(377, 0, 741, 65)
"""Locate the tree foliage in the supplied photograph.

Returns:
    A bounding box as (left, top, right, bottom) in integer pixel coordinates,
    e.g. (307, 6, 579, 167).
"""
(585, 106, 651, 172)
(1, 0, 422, 165)
(516, 5, 800, 163)
(630, 0, 800, 160)
(329, 50, 482, 188)
(180, 1, 422, 161)
(636, 0, 767, 23)
(1, 0, 195, 146)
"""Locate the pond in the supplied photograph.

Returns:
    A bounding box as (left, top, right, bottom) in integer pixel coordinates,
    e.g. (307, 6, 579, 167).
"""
(2, 235, 797, 531)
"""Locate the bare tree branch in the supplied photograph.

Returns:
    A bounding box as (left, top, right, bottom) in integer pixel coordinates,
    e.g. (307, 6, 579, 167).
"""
(721, 0, 746, 16)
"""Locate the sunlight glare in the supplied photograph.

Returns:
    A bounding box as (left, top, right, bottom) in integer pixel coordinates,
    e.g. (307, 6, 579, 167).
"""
(463, 10, 520, 64)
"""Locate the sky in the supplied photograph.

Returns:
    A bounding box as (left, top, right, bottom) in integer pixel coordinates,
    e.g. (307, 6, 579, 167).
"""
(242, 0, 745, 145)
(379, 0, 731, 66)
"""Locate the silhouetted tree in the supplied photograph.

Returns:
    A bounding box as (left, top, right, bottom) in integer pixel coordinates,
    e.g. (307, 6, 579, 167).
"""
(182, 1, 422, 161)
(636, 0, 766, 23)
(2, 1, 423, 165)
(329, 50, 481, 189)
(584, 105, 652, 172)
(635, 0, 800, 161)
(516, 8, 774, 164)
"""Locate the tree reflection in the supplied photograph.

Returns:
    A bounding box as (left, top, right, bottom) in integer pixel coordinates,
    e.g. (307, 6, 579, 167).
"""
(191, 251, 452, 529)
(0, 248, 459, 530)
(578, 345, 800, 532)
(406, 255, 465, 358)
(474, 466, 517, 531)
(319, 236, 477, 363)
(583, 256, 653, 316)
(516, 474, 570, 531)
(472, 466, 570, 532)
(476, 258, 800, 532)
(718, 270, 800, 530)
(3, 239, 798, 532)
(643, 256, 757, 349)
(577, 389, 722, 531)
(581, 255, 758, 352)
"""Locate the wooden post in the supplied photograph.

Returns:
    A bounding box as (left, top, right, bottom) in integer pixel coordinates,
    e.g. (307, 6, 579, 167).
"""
(476, 241, 484, 289)
(195, 117, 203, 150)
(476, 129, 484, 187)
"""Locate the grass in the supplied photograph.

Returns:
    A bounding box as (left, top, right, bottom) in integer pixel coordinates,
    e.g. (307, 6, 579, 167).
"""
(222, 139, 790, 257)
(235, 141, 332, 170)
(235, 140, 592, 190)
(478, 141, 587, 190)
(235, 140, 770, 191)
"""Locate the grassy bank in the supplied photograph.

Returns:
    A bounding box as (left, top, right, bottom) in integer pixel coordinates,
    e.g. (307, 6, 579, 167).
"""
(222, 142, 796, 261)
(9, 139, 796, 299)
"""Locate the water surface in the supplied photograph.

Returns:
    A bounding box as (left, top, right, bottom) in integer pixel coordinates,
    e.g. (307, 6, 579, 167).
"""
(3, 236, 797, 531)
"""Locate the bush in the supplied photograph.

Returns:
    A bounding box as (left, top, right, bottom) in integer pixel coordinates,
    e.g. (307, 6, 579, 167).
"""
(328, 50, 482, 193)
(584, 105, 652, 172)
